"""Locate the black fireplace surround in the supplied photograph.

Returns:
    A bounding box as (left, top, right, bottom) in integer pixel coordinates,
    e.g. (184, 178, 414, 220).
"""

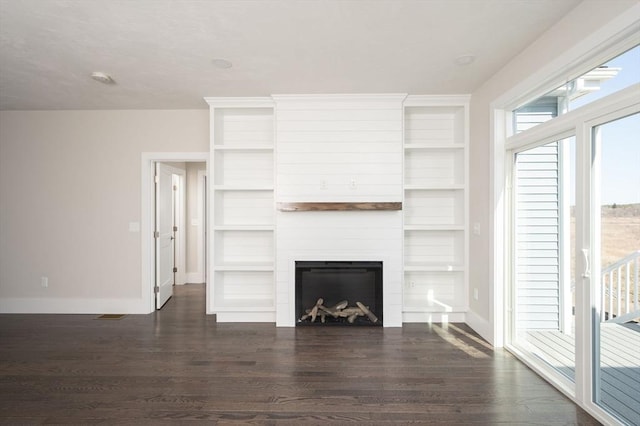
(295, 261, 383, 326)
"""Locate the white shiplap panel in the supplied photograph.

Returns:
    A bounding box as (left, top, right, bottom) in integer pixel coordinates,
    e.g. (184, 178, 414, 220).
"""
(276, 99, 402, 202)
(277, 131, 401, 143)
(277, 119, 402, 132)
(403, 271, 465, 310)
(214, 190, 274, 226)
(278, 141, 399, 154)
(404, 231, 464, 265)
(214, 108, 274, 146)
(214, 151, 273, 187)
(213, 271, 274, 307)
(277, 108, 402, 122)
(404, 190, 464, 226)
(277, 151, 402, 165)
(404, 150, 464, 186)
(215, 230, 274, 264)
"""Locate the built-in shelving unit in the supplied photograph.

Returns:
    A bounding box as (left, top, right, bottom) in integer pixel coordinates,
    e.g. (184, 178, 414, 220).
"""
(206, 98, 276, 320)
(402, 97, 469, 317)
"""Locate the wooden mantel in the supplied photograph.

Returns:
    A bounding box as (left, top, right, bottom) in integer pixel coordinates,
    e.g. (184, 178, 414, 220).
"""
(277, 202, 402, 212)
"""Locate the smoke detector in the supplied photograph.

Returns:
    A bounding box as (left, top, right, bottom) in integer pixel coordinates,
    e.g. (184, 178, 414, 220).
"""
(90, 72, 116, 84)
(454, 55, 476, 66)
(212, 58, 233, 69)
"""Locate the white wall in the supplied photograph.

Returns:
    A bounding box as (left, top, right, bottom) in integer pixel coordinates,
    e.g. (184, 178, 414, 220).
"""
(467, 0, 639, 344)
(0, 110, 208, 313)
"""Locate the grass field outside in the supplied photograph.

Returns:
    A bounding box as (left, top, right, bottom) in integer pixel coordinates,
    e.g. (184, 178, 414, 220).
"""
(571, 203, 640, 319)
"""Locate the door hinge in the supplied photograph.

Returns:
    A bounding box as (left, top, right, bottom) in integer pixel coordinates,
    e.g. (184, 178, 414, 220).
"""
(154, 231, 160, 238)
(154, 286, 159, 294)
(173, 267, 178, 273)
(154, 175, 159, 184)
(173, 226, 178, 232)
(173, 185, 177, 191)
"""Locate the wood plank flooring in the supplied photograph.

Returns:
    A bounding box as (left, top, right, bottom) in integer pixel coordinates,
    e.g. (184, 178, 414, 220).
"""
(0, 285, 600, 425)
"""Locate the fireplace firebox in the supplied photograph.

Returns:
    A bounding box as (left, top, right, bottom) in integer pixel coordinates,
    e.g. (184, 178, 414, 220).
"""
(295, 261, 383, 326)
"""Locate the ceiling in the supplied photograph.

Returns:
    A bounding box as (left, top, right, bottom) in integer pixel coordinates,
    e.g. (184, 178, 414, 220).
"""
(0, 0, 582, 110)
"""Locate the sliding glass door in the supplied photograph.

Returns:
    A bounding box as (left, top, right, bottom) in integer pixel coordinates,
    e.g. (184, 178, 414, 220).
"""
(508, 104, 639, 425)
(512, 136, 576, 383)
(591, 113, 639, 425)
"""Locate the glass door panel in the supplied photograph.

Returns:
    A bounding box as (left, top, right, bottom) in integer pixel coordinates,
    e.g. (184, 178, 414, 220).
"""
(514, 136, 576, 381)
(592, 113, 640, 425)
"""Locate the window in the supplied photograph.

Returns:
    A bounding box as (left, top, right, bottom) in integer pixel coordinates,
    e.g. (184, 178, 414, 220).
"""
(513, 45, 640, 133)
(503, 40, 640, 425)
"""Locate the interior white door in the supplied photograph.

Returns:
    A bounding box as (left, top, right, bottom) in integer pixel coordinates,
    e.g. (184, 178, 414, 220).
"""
(155, 163, 175, 309)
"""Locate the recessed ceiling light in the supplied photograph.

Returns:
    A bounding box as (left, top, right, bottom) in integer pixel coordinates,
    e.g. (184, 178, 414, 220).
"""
(212, 58, 233, 69)
(454, 55, 476, 66)
(90, 72, 115, 84)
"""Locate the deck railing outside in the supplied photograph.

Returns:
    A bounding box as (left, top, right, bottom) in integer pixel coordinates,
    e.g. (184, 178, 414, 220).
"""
(601, 250, 640, 323)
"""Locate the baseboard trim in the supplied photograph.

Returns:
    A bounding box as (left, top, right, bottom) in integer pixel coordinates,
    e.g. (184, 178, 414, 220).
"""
(215, 312, 276, 322)
(185, 272, 204, 284)
(402, 312, 466, 323)
(0, 297, 151, 314)
(465, 309, 495, 346)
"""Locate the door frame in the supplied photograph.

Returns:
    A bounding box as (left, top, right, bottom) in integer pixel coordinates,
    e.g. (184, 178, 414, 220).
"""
(141, 152, 209, 313)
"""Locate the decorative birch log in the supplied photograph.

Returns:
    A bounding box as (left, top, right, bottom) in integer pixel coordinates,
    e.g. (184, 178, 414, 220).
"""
(356, 301, 379, 323)
(298, 299, 378, 324)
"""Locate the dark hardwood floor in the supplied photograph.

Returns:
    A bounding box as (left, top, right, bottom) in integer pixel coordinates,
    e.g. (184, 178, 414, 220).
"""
(0, 285, 599, 425)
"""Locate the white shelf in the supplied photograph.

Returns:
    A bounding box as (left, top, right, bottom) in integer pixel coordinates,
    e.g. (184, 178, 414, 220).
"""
(213, 185, 274, 191)
(212, 304, 275, 312)
(214, 262, 274, 271)
(214, 225, 274, 231)
(404, 184, 465, 190)
(404, 143, 465, 150)
(210, 104, 276, 318)
(403, 263, 464, 272)
(213, 145, 274, 151)
(404, 225, 464, 231)
(403, 101, 468, 317)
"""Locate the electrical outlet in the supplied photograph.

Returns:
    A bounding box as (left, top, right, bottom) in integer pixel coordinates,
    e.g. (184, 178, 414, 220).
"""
(473, 222, 481, 235)
(41, 276, 48, 288)
(320, 180, 327, 190)
(473, 288, 479, 300)
(350, 179, 356, 189)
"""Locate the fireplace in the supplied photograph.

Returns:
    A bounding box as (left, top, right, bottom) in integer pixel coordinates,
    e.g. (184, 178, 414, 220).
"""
(295, 261, 383, 326)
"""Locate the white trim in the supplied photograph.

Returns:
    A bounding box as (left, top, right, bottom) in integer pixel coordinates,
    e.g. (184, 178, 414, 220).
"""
(141, 152, 209, 313)
(196, 169, 207, 285)
(162, 164, 187, 286)
(272, 93, 408, 103)
(465, 309, 493, 344)
(403, 312, 466, 323)
(216, 312, 276, 322)
(506, 84, 640, 151)
(204, 97, 274, 108)
(404, 94, 470, 107)
(185, 272, 204, 284)
(493, 5, 640, 111)
(490, 106, 506, 348)
(0, 297, 147, 314)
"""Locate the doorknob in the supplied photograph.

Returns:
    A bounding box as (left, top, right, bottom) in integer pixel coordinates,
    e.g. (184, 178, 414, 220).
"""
(581, 249, 590, 278)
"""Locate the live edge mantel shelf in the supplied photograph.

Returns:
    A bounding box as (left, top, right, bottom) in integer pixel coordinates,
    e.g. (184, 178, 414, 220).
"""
(277, 202, 403, 212)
